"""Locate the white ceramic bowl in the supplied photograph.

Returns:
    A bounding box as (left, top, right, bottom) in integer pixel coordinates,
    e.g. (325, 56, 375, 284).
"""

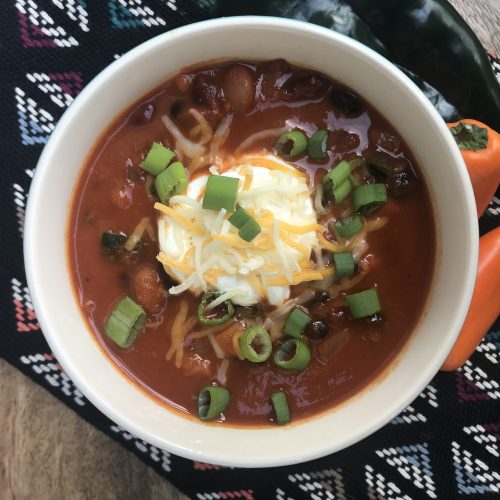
(24, 17, 478, 467)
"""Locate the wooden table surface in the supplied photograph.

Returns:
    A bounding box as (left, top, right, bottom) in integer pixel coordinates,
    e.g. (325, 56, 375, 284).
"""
(1, 1, 499, 499)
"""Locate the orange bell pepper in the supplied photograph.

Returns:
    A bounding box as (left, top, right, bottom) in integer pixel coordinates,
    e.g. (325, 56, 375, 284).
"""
(441, 119, 500, 371)
(441, 227, 500, 371)
(447, 119, 500, 217)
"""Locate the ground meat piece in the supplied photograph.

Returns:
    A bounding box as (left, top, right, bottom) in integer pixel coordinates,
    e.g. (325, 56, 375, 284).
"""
(131, 264, 167, 314)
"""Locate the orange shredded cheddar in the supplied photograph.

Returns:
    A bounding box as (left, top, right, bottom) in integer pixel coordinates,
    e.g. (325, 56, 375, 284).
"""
(154, 202, 205, 235)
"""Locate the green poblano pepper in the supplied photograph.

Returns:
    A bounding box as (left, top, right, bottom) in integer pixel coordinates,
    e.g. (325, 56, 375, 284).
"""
(214, 0, 500, 128)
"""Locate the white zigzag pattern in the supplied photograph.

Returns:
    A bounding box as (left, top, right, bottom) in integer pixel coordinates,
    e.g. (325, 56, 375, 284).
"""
(376, 444, 437, 498)
(460, 360, 500, 399)
(464, 425, 499, 458)
(487, 196, 500, 217)
(365, 464, 411, 500)
(109, 424, 172, 472)
(15, 86, 55, 145)
(51, 0, 89, 32)
(117, 0, 166, 27)
(476, 334, 499, 365)
(27, 72, 74, 108)
(452, 441, 500, 494)
(19, 353, 86, 406)
(16, 0, 79, 47)
(288, 468, 346, 500)
(391, 383, 438, 425)
(13, 183, 26, 236)
(11, 277, 35, 312)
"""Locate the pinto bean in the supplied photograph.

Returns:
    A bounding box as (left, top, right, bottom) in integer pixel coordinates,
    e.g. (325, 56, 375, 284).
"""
(132, 264, 167, 314)
(222, 64, 256, 114)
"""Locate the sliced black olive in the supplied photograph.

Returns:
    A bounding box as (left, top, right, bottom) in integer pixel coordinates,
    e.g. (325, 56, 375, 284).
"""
(101, 231, 127, 259)
(388, 161, 416, 197)
(314, 291, 330, 304)
(307, 320, 329, 340)
(330, 88, 363, 117)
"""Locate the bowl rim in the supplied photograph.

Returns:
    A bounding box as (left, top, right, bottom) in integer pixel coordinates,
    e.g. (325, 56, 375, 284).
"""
(24, 15, 479, 467)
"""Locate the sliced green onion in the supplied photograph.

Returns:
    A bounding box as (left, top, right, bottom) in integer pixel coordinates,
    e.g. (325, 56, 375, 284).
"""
(202, 175, 239, 212)
(275, 131, 308, 159)
(228, 207, 252, 229)
(197, 386, 230, 421)
(271, 391, 290, 425)
(229, 207, 261, 242)
(308, 129, 328, 159)
(238, 218, 261, 242)
(104, 296, 146, 348)
(352, 183, 387, 215)
(333, 251, 356, 278)
(170, 162, 189, 194)
(154, 161, 188, 203)
(274, 338, 311, 370)
(239, 326, 272, 363)
(323, 160, 352, 190)
(140, 142, 175, 175)
(284, 307, 311, 338)
(332, 178, 352, 204)
(346, 288, 381, 318)
(332, 215, 363, 239)
(197, 292, 234, 325)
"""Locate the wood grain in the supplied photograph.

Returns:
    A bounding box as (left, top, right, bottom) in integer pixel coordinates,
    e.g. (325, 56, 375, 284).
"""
(1, 2, 499, 499)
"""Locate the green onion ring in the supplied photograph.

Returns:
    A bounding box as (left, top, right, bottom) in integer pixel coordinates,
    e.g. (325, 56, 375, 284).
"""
(239, 326, 272, 363)
(197, 386, 230, 421)
(274, 338, 311, 371)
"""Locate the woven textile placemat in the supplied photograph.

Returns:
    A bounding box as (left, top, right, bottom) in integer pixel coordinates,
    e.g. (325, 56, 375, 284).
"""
(1, 2, 499, 498)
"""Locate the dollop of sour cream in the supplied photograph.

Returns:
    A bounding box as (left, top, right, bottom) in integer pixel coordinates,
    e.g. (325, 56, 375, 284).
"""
(157, 155, 320, 306)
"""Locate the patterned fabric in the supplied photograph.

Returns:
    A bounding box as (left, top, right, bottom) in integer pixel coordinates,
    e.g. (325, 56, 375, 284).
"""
(1, 2, 499, 498)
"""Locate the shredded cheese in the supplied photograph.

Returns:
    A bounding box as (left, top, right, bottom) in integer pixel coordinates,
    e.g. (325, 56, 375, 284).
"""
(154, 202, 205, 235)
(266, 269, 333, 286)
(318, 233, 350, 252)
(242, 157, 305, 178)
(205, 288, 248, 311)
(157, 252, 193, 273)
(124, 216, 150, 252)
